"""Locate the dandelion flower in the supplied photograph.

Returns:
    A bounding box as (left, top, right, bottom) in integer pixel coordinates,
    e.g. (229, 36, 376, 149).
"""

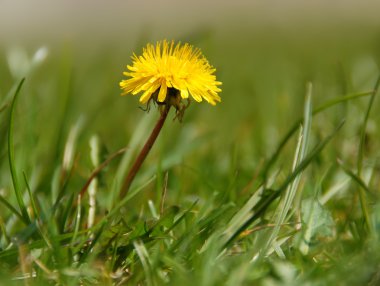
(118, 40, 222, 197)
(119, 40, 222, 107)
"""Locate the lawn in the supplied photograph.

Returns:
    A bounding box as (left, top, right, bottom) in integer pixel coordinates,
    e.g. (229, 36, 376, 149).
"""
(1, 10, 380, 285)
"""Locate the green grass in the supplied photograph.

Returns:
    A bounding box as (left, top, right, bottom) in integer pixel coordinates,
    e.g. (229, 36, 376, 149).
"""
(0, 33, 380, 286)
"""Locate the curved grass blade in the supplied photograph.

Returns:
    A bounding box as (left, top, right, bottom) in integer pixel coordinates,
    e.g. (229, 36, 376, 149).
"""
(224, 120, 345, 247)
(8, 78, 31, 225)
(261, 91, 372, 182)
(0, 102, 9, 114)
(23, 172, 53, 245)
(263, 84, 313, 257)
(0, 228, 91, 259)
(59, 192, 74, 233)
(70, 196, 82, 247)
(357, 76, 380, 176)
(78, 223, 106, 263)
(355, 75, 380, 235)
(0, 195, 24, 222)
(23, 172, 40, 220)
(337, 159, 376, 198)
(338, 159, 375, 233)
(79, 146, 128, 198)
(97, 175, 157, 225)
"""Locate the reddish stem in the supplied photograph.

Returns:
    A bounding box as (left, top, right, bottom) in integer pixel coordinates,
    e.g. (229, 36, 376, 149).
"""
(120, 105, 170, 198)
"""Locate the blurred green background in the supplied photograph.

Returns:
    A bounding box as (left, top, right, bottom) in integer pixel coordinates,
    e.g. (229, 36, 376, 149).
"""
(1, 0, 379, 194)
(1, 1, 380, 285)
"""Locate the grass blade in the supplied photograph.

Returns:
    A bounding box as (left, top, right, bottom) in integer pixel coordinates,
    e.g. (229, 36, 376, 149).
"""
(261, 90, 372, 181)
(7, 78, 30, 225)
(263, 83, 313, 257)
(0, 195, 24, 222)
(338, 159, 374, 233)
(97, 175, 157, 225)
(23, 172, 40, 220)
(224, 120, 344, 247)
(337, 159, 376, 198)
(357, 76, 380, 176)
(134, 240, 154, 286)
(355, 75, 380, 235)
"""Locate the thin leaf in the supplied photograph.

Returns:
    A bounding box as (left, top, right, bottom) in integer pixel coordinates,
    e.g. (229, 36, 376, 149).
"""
(224, 120, 344, 247)
(97, 175, 157, 225)
(7, 78, 30, 225)
(355, 75, 380, 234)
(134, 240, 154, 286)
(337, 159, 376, 198)
(264, 84, 313, 257)
(70, 196, 82, 247)
(261, 91, 372, 181)
(338, 159, 374, 233)
(79, 146, 128, 198)
(23, 172, 40, 220)
(0, 194, 24, 222)
(78, 223, 106, 263)
(357, 76, 380, 176)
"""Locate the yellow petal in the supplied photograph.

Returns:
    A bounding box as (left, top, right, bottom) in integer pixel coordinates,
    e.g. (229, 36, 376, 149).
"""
(139, 89, 153, 104)
(157, 80, 167, 102)
(180, 89, 189, 99)
(120, 40, 222, 106)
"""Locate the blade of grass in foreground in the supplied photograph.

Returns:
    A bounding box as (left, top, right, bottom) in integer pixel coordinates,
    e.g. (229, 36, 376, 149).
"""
(97, 175, 157, 225)
(23, 173, 55, 249)
(224, 120, 345, 247)
(263, 83, 313, 257)
(337, 159, 376, 198)
(338, 159, 374, 234)
(23, 172, 40, 220)
(0, 195, 24, 222)
(7, 78, 31, 225)
(134, 240, 154, 286)
(355, 75, 380, 235)
(261, 91, 373, 182)
(357, 76, 380, 176)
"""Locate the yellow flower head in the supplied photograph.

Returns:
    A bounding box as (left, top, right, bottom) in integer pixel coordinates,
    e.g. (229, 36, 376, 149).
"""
(119, 40, 222, 106)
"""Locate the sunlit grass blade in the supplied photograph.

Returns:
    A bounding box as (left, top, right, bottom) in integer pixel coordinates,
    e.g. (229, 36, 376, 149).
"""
(0, 226, 92, 260)
(78, 223, 106, 263)
(98, 175, 157, 225)
(261, 90, 372, 181)
(337, 159, 374, 233)
(79, 146, 128, 198)
(225, 120, 344, 247)
(263, 83, 313, 257)
(110, 112, 154, 208)
(354, 75, 380, 235)
(23, 174, 54, 249)
(337, 159, 376, 198)
(52, 163, 75, 214)
(0, 102, 9, 114)
(278, 120, 344, 192)
(0, 195, 24, 222)
(165, 199, 198, 234)
(23, 172, 40, 220)
(70, 196, 82, 248)
(7, 78, 30, 225)
(357, 75, 380, 176)
(23, 172, 53, 245)
(134, 240, 154, 286)
(59, 192, 75, 233)
(222, 186, 264, 245)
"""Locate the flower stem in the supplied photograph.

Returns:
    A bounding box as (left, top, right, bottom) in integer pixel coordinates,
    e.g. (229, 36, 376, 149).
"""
(120, 105, 171, 198)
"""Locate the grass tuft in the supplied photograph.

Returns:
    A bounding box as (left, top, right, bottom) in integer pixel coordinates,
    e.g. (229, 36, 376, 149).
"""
(0, 40, 380, 285)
